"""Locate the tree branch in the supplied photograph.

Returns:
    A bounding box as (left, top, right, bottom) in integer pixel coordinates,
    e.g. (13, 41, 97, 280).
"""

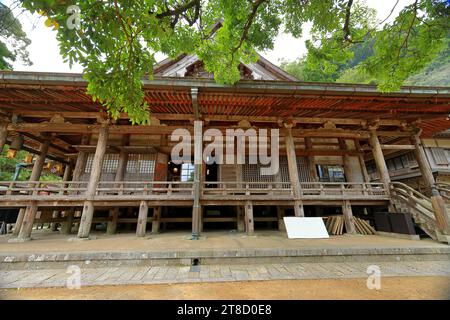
(342, 0, 354, 42)
(232, 0, 266, 55)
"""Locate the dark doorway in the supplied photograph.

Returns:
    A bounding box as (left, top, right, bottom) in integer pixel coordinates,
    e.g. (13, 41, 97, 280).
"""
(205, 163, 218, 187)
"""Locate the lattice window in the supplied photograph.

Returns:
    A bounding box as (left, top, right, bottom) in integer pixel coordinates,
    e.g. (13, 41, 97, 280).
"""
(296, 157, 312, 182)
(126, 154, 156, 174)
(431, 148, 449, 165)
(85, 154, 94, 173)
(102, 154, 119, 173)
(85, 153, 120, 174)
(139, 154, 156, 174)
(181, 163, 195, 182)
(242, 160, 276, 188)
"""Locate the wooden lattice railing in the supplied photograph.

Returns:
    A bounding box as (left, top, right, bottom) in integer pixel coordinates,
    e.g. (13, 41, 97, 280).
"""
(0, 181, 388, 201)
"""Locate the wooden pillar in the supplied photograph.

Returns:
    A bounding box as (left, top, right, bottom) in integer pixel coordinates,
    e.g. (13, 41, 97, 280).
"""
(244, 201, 254, 235)
(136, 201, 149, 237)
(412, 134, 450, 234)
(107, 135, 129, 234)
(342, 200, 356, 234)
(151, 207, 161, 234)
(77, 127, 108, 238)
(61, 208, 74, 234)
(68, 135, 90, 232)
(284, 126, 303, 217)
(0, 122, 7, 153)
(369, 130, 394, 212)
(17, 138, 51, 240)
(51, 162, 73, 231)
(12, 208, 25, 236)
(277, 206, 285, 231)
(339, 138, 353, 182)
(355, 140, 370, 183)
(237, 206, 245, 232)
(192, 120, 202, 239)
(369, 130, 391, 192)
(305, 138, 318, 181)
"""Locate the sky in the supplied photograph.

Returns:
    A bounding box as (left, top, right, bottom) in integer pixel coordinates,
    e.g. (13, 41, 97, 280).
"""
(4, 0, 416, 73)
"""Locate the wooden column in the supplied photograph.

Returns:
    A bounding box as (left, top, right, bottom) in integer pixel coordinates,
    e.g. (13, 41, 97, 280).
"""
(339, 138, 353, 182)
(369, 130, 392, 199)
(237, 206, 245, 232)
(0, 122, 7, 153)
(355, 140, 370, 183)
(77, 127, 108, 238)
(51, 162, 73, 231)
(136, 201, 149, 237)
(192, 120, 202, 239)
(64, 137, 89, 234)
(342, 200, 356, 234)
(17, 138, 51, 240)
(245, 201, 254, 236)
(412, 134, 450, 234)
(284, 126, 304, 217)
(151, 207, 161, 233)
(107, 135, 129, 234)
(305, 138, 318, 181)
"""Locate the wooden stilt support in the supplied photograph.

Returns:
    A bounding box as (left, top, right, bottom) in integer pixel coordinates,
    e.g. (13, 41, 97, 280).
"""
(237, 206, 245, 232)
(277, 206, 285, 231)
(293, 200, 304, 217)
(342, 200, 356, 234)
(151, 207, 161, 234)
(245, 201, 254, 236)
(199, 206, 203, 233)
(17, 138, 50, 240)
(61, 209, 74, 234)
(12, 208, 25, 236)
(107, 208, 120, 235)
(78, 127, 108, 239)
(136, 201, 149, 237)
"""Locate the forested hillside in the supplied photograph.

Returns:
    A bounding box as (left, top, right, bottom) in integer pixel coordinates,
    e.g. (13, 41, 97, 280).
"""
(281, 37, 450, 87)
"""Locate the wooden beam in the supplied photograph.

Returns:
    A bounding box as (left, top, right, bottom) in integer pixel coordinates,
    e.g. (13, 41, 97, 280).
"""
(16, 111, 406, 127)
(361, 144, 415, 150)
(7, 122, 413, 138)
(21, 132, 73, 154)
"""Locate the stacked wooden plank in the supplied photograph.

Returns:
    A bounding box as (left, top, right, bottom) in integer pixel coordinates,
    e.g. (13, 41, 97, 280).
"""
(323, 215, 376, 235)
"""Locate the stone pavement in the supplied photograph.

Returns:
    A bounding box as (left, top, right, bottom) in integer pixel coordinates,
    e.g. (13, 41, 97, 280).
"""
(1, 260, 450, 289)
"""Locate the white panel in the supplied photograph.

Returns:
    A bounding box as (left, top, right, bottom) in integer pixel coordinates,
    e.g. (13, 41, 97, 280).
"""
(283, 217, 329, 239)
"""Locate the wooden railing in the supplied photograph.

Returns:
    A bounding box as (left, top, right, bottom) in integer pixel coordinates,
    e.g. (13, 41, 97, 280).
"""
(0, 180, 388, 201)
(202, 182, 387, 199)
(435, 183, 450, 201)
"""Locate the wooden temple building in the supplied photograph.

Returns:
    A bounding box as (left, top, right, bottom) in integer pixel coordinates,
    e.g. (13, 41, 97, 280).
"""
(0, 54, 449, 243)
